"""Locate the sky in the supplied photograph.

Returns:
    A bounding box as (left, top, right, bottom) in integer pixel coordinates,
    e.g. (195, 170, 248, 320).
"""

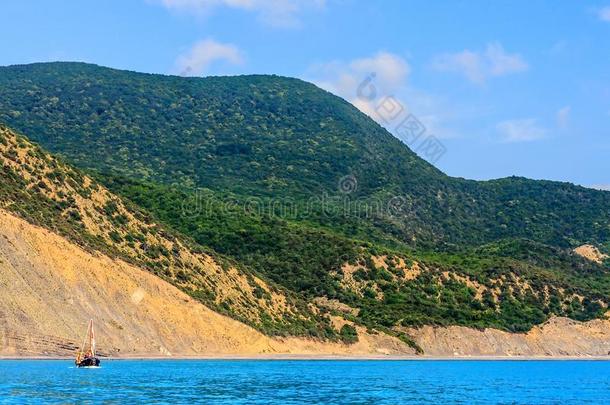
(1, 0, 609, 189)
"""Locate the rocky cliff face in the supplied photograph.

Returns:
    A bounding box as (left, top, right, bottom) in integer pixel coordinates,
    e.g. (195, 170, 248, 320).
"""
(0, 209, 272, 357)
(406, 317, 610, 357)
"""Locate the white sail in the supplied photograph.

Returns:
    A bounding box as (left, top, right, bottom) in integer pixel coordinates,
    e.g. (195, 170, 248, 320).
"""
(90, 319, 96, 357)
(75, 319, 98, 366)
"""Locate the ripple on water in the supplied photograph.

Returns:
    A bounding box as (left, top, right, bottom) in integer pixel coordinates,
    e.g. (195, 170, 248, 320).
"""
(0, 360, 609, 404)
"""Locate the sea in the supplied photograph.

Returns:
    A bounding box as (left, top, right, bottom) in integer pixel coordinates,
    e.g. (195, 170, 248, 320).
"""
(0, 359, 609, 404)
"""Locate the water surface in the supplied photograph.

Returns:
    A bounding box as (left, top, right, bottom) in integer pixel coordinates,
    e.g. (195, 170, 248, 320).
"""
(1, 360, 609, 403)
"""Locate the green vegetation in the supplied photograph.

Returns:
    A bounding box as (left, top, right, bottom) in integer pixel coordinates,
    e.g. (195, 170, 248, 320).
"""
(0, 62, 608, 339)
(339, 324, 358, 344)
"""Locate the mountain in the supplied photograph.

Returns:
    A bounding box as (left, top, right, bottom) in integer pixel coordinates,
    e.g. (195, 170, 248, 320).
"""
(0, 62, 608, 335)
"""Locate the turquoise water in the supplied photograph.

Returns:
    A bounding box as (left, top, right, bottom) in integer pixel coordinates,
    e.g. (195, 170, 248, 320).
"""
(0, 360, 609, 404)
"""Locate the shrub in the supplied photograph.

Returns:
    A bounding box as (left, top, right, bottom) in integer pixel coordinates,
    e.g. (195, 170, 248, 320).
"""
(339, 324, 358, 344)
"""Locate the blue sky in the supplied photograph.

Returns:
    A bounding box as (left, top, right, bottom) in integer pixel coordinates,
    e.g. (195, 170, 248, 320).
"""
(1, 0, 609, 188)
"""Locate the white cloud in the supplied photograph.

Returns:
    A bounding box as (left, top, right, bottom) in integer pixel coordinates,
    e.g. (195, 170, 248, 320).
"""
(496, 118, 547, 142)
(432, 42, 528, 84)
(311, 52, 410, 98)
(308, 52, 410, 121)
(307, 52, 464, 141)
(174, 38, 243, 76)
(556, 106, 571, 129)
(590, 184, 610, 191)
(598, 6, 610, 22)
(154, 0, 325, 28)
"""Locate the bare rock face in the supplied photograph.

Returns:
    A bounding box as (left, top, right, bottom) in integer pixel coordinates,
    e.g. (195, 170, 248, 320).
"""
(0, 209, 277, 357)
(407, 317, 610, 357)
(574, 244, 609, 264)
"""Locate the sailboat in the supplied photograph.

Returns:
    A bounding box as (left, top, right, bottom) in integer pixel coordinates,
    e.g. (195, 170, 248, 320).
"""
(75, 319, 101, 368)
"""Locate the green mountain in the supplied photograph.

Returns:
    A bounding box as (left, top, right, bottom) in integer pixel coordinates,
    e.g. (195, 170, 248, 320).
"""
(0, 62, 608, 335)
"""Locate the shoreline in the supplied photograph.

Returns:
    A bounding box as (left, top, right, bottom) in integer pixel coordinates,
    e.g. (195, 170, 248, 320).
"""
(2, 354, 609, 361)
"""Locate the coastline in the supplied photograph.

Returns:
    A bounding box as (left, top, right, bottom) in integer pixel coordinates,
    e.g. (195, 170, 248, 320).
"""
(2, 354, 609, 361)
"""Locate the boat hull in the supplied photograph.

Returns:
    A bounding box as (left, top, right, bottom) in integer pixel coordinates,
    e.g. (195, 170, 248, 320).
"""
(76, 357, 100, 368)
